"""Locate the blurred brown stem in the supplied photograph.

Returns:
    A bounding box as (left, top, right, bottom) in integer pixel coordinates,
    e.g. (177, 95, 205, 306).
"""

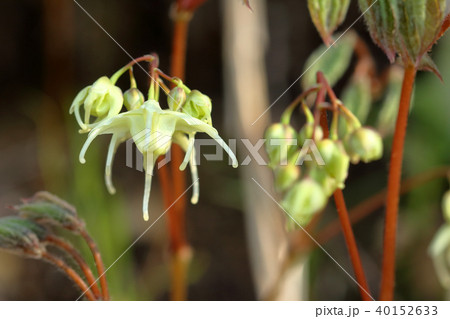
(80, 229, 110, 301)
(42, 252, 97, 301)
(46, 235, 102, 299)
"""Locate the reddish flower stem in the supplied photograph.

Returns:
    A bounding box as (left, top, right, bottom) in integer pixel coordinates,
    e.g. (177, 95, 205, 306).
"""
(156, 1, 207, 301)
(80, 229, 110, 301)
(316, 72, 372, 301)
(380, 64, 417, 301)
(42, 252, 97, 301)
(46, 235, 102, 299)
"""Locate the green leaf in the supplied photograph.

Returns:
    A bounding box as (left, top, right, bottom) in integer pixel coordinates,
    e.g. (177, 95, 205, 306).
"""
(301, 31, 356, 90)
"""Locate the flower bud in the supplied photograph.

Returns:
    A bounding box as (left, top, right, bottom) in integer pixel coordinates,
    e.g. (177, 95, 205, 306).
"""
(167, 87, 187, 111)
(344, 127, 383, 164)
(309, 167, 338, 197)
(307, 0, 351, 45)
(281, 179, 327, 227)
(183, 90, 212, 124)
(274, 164, 300, 193)
(443, 190, 450, 224)
(69, 76, 123, 131)
(124, 88, 145, 111)
(359, 0, 447, 65)
(298, 123, 324, 146)
(0, 217, 47, 257)
(317, 139, 350, 187)
(264, 123, 297, 167)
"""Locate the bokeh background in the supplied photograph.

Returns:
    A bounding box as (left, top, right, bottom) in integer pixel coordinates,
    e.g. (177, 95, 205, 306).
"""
(0, 0, 449, 300)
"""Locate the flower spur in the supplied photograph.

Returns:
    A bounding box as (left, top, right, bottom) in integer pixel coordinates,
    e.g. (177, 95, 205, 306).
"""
(78, 99, 238, 221)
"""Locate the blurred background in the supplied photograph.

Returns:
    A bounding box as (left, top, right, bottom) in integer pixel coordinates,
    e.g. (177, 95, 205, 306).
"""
(0, 0, 449, 300)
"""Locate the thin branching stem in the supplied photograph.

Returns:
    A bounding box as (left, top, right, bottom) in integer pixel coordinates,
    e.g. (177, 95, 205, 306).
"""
(380, 64, 417, 301)
(316, 72, 372, 301)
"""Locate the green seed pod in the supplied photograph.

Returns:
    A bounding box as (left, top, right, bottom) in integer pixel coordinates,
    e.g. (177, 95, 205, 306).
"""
(281, 179, 327, 227)
(344, 127, 383, 164)
(264, 123, 298, 167)
(358, 0, 447, 65)
(298, 123, 324, 146)
(317, 139, 350, 187)
(124, 88, 145, 111)
(443, 190, 450, 224)
(307, 0, 351, 45)
(167, 87, 187, 112)
(183, 90, 212, 124)
(274, 164, 301, 193)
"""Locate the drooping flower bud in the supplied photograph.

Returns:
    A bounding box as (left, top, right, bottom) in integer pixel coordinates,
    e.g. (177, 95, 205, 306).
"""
(281, 178, 327, 227)
(359, 0, 447, 66)
(264, 123, 298, 167)
(317, 139, 350, 187)
(298, 123, 324, 146)
(124, 88, 145, 111)
(309, 167, 339, 197)
(307, 0, 351, 45)
(274, 164, 301, 193)
(344, 127, 383, 164)
(168, 87, 187, 111)
(182, 90, 212, 124)
(70, 76, 123, 132)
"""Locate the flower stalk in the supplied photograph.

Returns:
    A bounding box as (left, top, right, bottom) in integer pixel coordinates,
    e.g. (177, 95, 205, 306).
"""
(316, 72, 372, 301)
(380, 64, 417, 301)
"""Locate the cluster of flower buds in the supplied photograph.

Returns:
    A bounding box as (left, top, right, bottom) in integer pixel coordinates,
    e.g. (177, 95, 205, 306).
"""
(70, 55, 238, 221)
(265, 92, 383, 229)
(0, 192, 83, 258)
(0, 192, 108, 300)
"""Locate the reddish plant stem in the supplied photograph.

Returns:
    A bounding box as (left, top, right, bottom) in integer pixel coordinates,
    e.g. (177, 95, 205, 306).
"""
(380, 64, 417, 301)
(316, 72, 372, 301)
(42, 252, 97, 301)
(333, 190, 372, 301)
(46, 235, 102, 299)
(80, 229, 110, 301)
(161, 3, 204, 301)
